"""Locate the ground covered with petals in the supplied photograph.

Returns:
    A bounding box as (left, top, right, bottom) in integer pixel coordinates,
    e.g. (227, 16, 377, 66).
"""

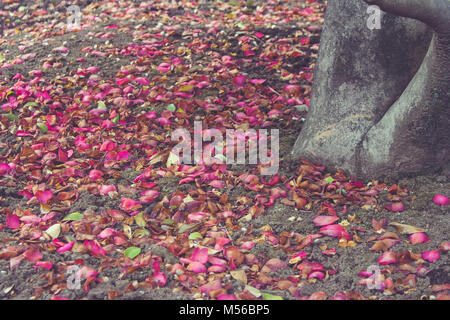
(0, 0, 448, 300)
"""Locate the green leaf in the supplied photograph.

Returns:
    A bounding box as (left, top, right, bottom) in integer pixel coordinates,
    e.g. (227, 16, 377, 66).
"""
(188, 232, 202, 240)
(324, 176, 335, 184)
(294, 104, 308, 112)
(37, 123, 48, 133)
(237, 22, 246, 29)
(4, 113, 17, 121)
(24, 101, 38, 108)
(124, 247, 141, 259)
(133, 228, 150, 238)
(166, 103, 176, 112)
(244, 285, 261, 297)
(112, 115, 120, 124)
(262, 292, 283, 300)
(178, 223, 199, 234)
(0, 54, 5, 63)
(62, 212, 84, 221)
(162, 219, 175, 225)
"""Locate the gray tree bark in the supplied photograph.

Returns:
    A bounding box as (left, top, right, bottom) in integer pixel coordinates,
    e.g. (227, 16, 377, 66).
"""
(291, 0, 449, 180)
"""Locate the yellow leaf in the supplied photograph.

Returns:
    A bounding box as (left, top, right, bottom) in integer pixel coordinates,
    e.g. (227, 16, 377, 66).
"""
(134, 212, 146, 227)
(178, 84, 194, 92)
(230, 269, 247, 284)
(389, 222, 425, 235)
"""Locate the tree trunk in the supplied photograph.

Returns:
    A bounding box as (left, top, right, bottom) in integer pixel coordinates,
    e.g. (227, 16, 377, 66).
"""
(291, 0, 449, 181)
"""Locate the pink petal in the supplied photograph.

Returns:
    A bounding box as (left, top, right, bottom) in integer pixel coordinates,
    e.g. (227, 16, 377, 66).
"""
(187, 261, 206, 273)
(36, 190, 53, 204)
(214, 237, 231, 250)
(422, 250, 440, 262)
(200, 279, 222, 295)
(378, 251, 397, 265)
(23, 248, 43, 263)
(20, 215, 41, 224)
(120, 198, 141, 212)
(440, 241, 450, 252)
(207, 265, 227, 273)
(433, 194, 449, 206)
(409, 232, 430, 245)
(83, 240, 106, 256)
(34, 261, 53, 270)
(89, 169, 103, 180)
(98, 228, 117, 239)
(240, 241, 256, 250)
(116, 151, 131, 161)
(209, 180, 225, 189)
(263, 258, 287, 272)
(208, 256, 227, 267)
(319, 224, 348, 238)
(232, 75, 246, 88)
(157, 63, 171, 73)
(188, 212, 207, 223)
(313, 215, 339, 227)
(385, 202, 405, 212)
(99, 185, 117, 195)
(56, 242, 74, 253)
(10, 255, 25, 270)
(308, 271, 325, 280)
(191, 248, 209, 264)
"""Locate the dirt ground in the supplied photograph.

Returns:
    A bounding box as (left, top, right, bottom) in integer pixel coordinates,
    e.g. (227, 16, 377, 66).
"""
(0, 0, 448, 300)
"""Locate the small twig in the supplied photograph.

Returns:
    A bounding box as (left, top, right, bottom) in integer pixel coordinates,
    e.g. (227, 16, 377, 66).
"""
(268, 86, 281, 96)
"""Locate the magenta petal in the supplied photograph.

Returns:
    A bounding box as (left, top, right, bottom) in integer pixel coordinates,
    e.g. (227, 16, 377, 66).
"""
(36, 190, 53, 204)
(152, 272, 167, 287)
(308, 271, 325, 280)
(422, 250, 440, 262)
(433, 194, 449, 206)
(313, 215, 339, 227)
(409, 232, 430, 245)
(319, 224, 346, 238)
(232, 75, 246, 88)
(378, 251, 397, 265)
(0, 163, 11, 176)
(34, 261, 53, 270)
(56, 241, 74, 253)
(6, 213, 20, 229)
